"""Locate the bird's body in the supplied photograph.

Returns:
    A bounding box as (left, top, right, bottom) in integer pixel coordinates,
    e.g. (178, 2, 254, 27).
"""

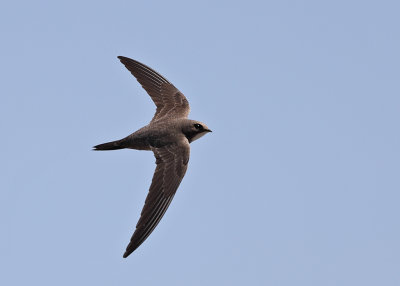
(96, 118, 209, 151)
(94, 56, 211, 258)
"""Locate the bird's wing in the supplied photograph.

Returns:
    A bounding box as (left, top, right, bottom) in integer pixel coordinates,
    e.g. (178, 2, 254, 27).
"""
(123, 139, 190, 258)
(118, 56, 190, 123)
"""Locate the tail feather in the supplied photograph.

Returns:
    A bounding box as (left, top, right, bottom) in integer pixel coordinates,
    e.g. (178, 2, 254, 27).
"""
(93, 139, 126, 151)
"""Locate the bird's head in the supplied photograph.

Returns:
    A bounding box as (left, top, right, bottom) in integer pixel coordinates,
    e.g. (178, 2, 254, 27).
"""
(182, 120, 212, 143)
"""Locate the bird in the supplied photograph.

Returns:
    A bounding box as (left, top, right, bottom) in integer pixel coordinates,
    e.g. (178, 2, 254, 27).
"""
(93, 56, 212, 258)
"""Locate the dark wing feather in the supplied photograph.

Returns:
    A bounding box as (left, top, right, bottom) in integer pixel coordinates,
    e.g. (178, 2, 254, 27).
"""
(118, 56, 190, 122)
(123, 140, 190, 258)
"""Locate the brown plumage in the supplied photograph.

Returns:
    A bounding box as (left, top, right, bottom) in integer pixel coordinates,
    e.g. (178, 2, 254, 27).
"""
(94, 56, 211, 258)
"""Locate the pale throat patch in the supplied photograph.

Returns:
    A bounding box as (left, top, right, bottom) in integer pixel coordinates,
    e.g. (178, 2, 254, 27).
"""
(191, 132, 206, 142)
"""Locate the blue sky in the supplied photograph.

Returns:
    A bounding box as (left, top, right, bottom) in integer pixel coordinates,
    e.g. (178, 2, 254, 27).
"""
(1, 1, 399, 285)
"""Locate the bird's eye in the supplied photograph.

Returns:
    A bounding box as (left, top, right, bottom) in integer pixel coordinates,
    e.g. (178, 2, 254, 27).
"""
(194, 123, 203, 130)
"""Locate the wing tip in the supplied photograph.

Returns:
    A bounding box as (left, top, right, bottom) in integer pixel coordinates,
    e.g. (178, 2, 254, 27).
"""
(117, 56, 128, 63)
(117, 56, 140, 68)
(123, 245, 137, 258)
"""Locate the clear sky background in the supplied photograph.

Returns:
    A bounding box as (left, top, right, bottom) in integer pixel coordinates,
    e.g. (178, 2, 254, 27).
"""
(1, 1, 399, 285)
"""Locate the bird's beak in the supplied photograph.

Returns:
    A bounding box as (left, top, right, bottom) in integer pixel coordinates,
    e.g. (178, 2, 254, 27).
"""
(205, 129, 212, 133)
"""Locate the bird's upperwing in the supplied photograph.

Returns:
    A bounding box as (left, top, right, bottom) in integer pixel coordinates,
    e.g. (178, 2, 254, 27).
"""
(118, 56, 190, 123)
(123, 139, 190, 258)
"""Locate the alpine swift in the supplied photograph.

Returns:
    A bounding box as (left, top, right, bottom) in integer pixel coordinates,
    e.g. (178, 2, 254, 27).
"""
(93, 56, 211, 258)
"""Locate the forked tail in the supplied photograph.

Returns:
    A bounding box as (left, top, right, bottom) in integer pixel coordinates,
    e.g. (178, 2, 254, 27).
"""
(93, 139, 126, 151)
